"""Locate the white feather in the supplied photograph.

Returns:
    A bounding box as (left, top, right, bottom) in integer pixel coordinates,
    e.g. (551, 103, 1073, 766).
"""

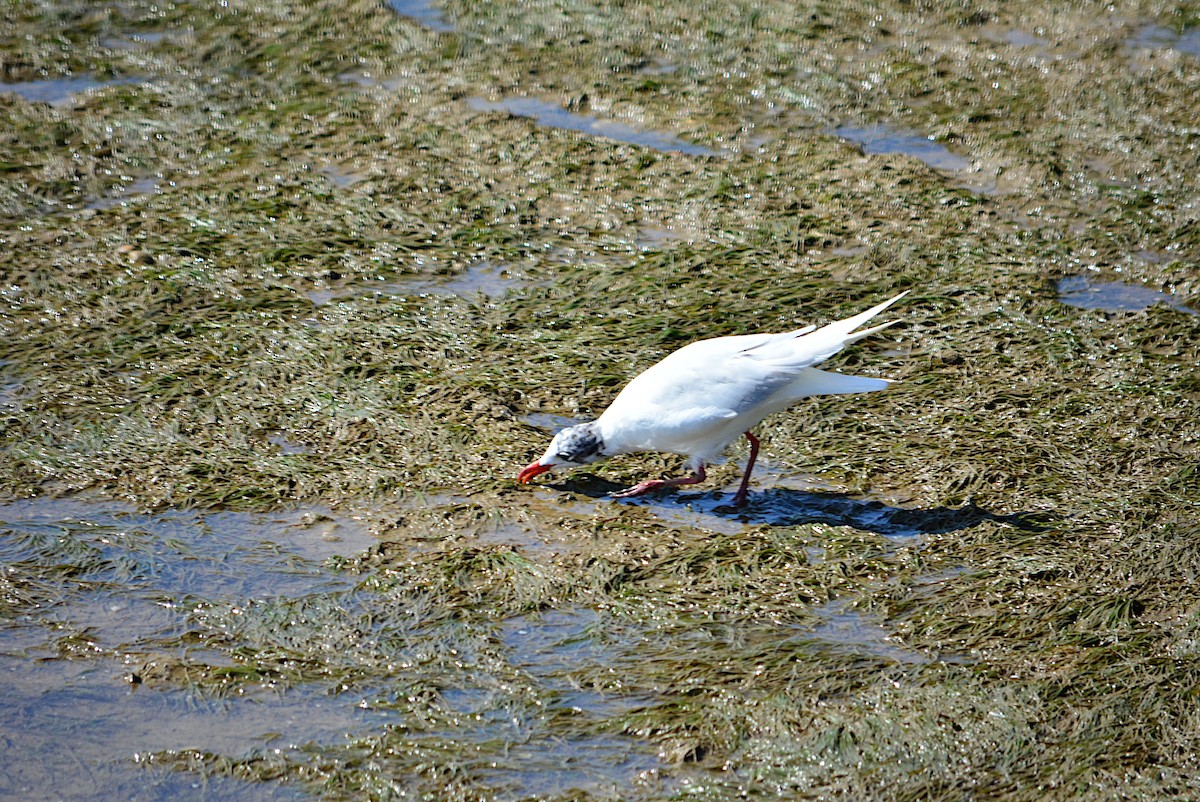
(594, 291, 908, 468)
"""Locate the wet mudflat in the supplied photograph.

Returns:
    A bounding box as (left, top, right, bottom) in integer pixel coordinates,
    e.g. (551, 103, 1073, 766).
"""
(1, 1, 1199, 800)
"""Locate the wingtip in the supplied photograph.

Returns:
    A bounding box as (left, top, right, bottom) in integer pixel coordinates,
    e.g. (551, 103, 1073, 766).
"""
(848, 318, 900, 341)
(872, 289, 911, 313)
(833, 290, 910, 342)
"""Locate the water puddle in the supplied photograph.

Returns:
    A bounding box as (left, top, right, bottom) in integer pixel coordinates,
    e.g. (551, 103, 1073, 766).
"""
(386, 0, 454, 33)
(467, 97, 719, 157)
(318, 164, 366, 189)
(586, 459, 922, 537)
(831, 241, 871, 258)
(0, 75, 145, 107)
(1128, 24, 1200, 57)
(0, 380, 21, 410)
(637, 59, 678, 75)
(487, 610, 663, 795)
(375, 490, 568, 556)
(0, 498, 378, 644)
(501, 609, 643, 718)
(397, 720, 660, 800)
(304, 287, 343, 307)
(86, 177, 159, 210)
(308, 262, 527, 306)
(636, 225, 690, 249)
(336, 70, 383, 88)
(407, 262, 527, 298)
(0, 497, 386, 801)
(1133, 248, 1175, 264)
(979, 26, 1051, 49)
(0, 643, 365, 801)
(478, 735, 661, 799)
(101, 30, 182, 49)
(266, 432, 311, 455)
(533, 454, 1029, 543)
(809, 599, 928, 664)
(1057, 275, 1197, 315)
(623, 484, 919, 537)
(833, 124, 972, 172)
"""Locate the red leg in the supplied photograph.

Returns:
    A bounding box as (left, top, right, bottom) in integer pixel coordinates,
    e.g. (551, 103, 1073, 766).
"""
(612, 464, 707, 498)
(731, 431, 760, 507)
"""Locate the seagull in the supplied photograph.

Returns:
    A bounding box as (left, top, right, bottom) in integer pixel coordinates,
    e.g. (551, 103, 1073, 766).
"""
(518, 290, 908, 506)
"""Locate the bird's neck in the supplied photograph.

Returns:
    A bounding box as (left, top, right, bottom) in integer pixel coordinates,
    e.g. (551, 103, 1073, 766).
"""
(592, 414, 642, 457)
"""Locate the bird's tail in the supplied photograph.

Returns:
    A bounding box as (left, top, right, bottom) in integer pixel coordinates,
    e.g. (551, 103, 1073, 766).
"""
(791, 367, 892, 396)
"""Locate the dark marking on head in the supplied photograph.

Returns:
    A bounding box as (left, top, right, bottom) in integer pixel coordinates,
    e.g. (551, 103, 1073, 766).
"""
(550, 422, 605, 466)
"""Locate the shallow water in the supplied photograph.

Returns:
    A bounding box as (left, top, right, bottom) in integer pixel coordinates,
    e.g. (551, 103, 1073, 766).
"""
(501, 609, 611, 707)
(636, 225, 691, 249)
(6, 0, 1199, 796)
(626, 486, 1011, 540)
(86, 177, 159, 210)
(980, 27, 1051, 48)
(0, 380, 21, 410)
(1057, 275, 1197, 315)
(0, 76, 144, 107)
(1128, 24, 1200, 57)
(317, 164, 366, 189)
(386, 0, 454, 32)
(0, 497, 385, 801)
(266, 432, 311, 455)
(0, 496, 666, 798)
(809, 599, 929, 664)
(0, 644, 360, 802)
(405, 262, 527, 298)
(307, 262, 526, 306)
(0, 498, 379, 652)
(467, 97, 719, 157)
(833, 124, 973, 172)
(521, 411, 591, 432)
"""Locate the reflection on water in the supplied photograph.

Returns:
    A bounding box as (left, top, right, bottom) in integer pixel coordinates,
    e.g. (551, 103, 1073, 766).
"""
(467, 96, 719, 156)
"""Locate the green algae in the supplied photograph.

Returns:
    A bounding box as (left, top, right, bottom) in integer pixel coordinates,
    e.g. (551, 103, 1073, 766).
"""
(2, 0, 1199, 799)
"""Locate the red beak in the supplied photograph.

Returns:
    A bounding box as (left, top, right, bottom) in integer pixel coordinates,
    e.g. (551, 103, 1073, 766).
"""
(518, 461, 553, 484)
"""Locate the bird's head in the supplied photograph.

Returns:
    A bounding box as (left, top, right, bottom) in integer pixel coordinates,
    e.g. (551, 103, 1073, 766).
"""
(518, 422, 606, 484)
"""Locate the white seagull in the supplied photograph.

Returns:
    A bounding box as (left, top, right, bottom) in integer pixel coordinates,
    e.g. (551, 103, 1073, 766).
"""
(518, 290, 908, 506)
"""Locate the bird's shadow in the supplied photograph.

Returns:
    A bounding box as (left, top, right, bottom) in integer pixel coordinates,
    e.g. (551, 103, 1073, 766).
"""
(556, 474, 1043, 539)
